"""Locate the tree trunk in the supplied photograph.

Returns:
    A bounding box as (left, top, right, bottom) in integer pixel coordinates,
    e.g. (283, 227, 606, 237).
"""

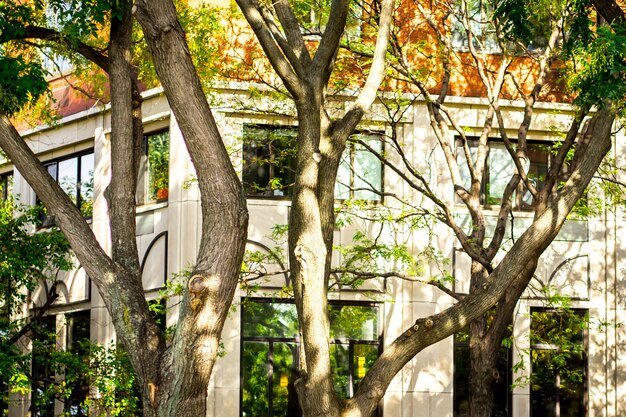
(289, 96, 342, 417)
(469, 340, 498, 417)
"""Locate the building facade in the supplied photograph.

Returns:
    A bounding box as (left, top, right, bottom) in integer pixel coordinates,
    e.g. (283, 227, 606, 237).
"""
(2, 82, 626, 417)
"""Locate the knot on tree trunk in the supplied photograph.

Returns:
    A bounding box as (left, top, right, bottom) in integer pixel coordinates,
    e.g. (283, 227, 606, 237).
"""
(188, 274, 211, 311)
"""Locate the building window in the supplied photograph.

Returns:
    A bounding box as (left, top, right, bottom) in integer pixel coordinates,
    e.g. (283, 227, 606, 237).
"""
(453, 327, 512, 417)
(242, 125, 298, 197)
(64, 310, 90, 417)
(137, 130, 170, 204)
(242, 125, 383, 201)
(335, 134, 382, 201)
(31, 315, 57, 417)
(241, 300, 380, 417)
(456, 139, 551, 209)
(1, 172, 13, 201)
(39, 150, 94, 224)
(450, 0, 499, 53)
(530, 309, 587, 417)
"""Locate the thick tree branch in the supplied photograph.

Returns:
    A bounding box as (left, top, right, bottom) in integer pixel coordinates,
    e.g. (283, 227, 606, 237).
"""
(5, 26, 110, 72)
(234, 0, 305, 98)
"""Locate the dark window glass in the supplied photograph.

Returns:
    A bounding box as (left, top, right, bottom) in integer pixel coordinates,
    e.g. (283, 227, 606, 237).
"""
(242, 126, 383, 200)
(453, 327, 511, 417)
(241, 300, 380, 417)
(530, 309, 587, 417)
(242, 125, 298, 197)
(65, 310, 90, 416)
(38, 150, 94, 224)
(0, 172, 13, 201)
(31, 315, 56, 417)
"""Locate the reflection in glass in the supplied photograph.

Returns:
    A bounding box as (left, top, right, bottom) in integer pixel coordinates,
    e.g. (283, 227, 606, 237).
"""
(242, 342, 269, 417)
(530, 309, 587, 417)
(58, 158, 78, 204)
(241, 301, 380, 417)
(80, 153, 94, 217)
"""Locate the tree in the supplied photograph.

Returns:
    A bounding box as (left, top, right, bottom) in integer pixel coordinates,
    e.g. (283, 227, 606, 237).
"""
(231, 1, 623, 417)
(0, 1, 623, 417)
(0, 1, 247, 416)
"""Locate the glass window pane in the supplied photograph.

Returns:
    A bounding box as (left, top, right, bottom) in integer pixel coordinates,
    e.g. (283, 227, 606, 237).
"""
(330, 344, 350, 398)
(80, 153, 94, 217)
(65, 311, 90, 416)
(531, 310, 586, 417)
(147, 131, 170, 202)
(243, 302, 299, 339)
(58, 158, 78, 204)
(456, 141, 478, 191)
(335, 152, 351, 200)
(31, 316, 56, 417)
(329, 305, 378, 341)
(242, 341, 269, 417)
(518, 144, 549, 209)
(0, 174, 12, 201)
(242, 126, 296, 197)
(353, 135, 382, 201)
(352, 344, 378, 391)
(487, 144, 514, 205)
(272, 343, 300, 417)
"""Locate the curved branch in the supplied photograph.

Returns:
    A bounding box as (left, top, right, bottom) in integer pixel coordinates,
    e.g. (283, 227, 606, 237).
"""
(335, 0, 394, 138)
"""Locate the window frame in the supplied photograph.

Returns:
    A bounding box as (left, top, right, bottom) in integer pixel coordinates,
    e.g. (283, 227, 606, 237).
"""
(0, 171, 13, 202)
(37, 149, 94, 226)
(137, 129, 170, 206)
(241, 124, 384, 202)
(239, 298, 383, 417)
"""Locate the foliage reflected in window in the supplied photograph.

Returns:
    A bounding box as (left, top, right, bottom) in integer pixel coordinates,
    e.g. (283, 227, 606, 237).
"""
(31, 315, 56, 417)
(39, 151, 94, 224)
(453, 327, 511, 417)
(241, 300, 379, 417)
(335, 134, 382, 201)
(242, 126, 382, 201)
(456, 139, 552, 209)
(242, 125, 298, 197)
(530, 309, 587, 417)
(0, 173, 12, 202)
(64, 310, 90, 417)
(138, 130, 170, 204)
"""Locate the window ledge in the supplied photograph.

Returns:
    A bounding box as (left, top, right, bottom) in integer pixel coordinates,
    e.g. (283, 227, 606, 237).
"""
(136, 201, 168, 214)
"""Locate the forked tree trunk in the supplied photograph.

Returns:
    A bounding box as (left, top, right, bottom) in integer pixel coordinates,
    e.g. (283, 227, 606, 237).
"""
(289, 97, 342, 417)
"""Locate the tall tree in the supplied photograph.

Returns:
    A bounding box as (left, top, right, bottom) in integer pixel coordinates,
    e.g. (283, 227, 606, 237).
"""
(0, 1, 247, 416)
(231, 1, 623, 417)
